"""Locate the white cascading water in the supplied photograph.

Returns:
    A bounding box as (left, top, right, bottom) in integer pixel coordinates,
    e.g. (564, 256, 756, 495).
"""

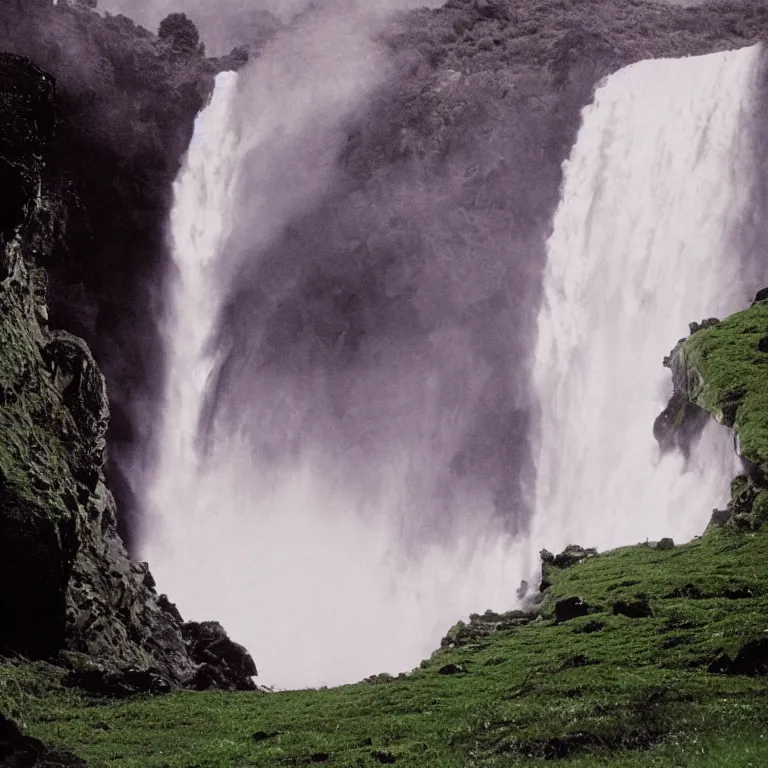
(143, 66, 522, 690)
(144, 72, 242, 601)
(144, 44, 763, 690)
(530, 45, 761, 558)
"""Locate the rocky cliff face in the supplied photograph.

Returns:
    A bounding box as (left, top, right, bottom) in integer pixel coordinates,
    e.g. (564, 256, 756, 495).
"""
(0, 2, 217, 549)
(4, 0, 768, 546)
(0, 51, 255, 696)
(658, 298, 768, 532)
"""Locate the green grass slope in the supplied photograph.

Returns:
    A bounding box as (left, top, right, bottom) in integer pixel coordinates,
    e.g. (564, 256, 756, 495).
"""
(682, 300, 768, 472)
(4, 522, 768, 767)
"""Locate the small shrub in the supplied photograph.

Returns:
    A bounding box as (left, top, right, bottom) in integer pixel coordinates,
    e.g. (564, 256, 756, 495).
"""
(158, 13, 200, 53)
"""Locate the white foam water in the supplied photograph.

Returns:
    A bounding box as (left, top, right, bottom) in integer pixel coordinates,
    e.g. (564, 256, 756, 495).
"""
(142, 68, 523, 691)
(529, 45, 762, 560)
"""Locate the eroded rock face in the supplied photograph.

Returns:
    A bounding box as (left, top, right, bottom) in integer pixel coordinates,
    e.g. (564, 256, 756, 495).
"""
(183, 622, 258, 691)
(0, 52, 255, 694)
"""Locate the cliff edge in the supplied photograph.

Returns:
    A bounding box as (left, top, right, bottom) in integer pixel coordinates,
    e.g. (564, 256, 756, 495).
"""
(0, 51, 256, 698)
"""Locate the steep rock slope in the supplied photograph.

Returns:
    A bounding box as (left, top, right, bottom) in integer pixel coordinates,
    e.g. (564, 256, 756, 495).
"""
(0, 51, 255, 695)
(662, 294, 768, 531)
(0, 2, 216, 547)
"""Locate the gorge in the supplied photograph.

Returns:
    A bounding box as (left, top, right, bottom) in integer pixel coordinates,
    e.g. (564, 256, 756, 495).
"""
(2, 0, 768, 764)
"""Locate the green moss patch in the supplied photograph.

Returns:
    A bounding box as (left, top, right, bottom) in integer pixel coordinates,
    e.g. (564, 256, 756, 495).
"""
(682, 301, 768, 469)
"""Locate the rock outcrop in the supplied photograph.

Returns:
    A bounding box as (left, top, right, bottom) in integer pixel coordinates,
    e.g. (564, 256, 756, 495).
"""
(0, 52, 255, 693)
(0, 713, 86, 767)
(658, 300, 768, 531)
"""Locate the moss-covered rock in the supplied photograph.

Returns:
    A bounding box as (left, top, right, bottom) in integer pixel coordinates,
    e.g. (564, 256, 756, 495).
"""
(0, 51, 255, 694)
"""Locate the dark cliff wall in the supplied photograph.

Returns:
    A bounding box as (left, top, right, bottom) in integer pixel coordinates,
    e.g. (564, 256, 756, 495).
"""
(0, 2, 215, 549)
(210, 0, 768, 537)
(0, 50, 255, 696)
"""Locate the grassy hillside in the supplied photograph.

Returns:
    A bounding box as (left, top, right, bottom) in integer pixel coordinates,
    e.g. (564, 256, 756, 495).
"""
(681, 300, 768, 472)
(4, 519, 768, 767)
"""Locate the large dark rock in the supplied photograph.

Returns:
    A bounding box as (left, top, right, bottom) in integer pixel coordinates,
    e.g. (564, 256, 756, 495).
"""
(554, 597, 591, 623)
(440, 609, 536, 648)
(0, 713, 86, 766)
(182, 622, 258, 691)
(708, 638, 768, 677)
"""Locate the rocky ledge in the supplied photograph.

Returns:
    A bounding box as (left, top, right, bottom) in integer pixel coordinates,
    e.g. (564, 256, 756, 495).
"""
(0, 52, 256, 699)
(656, 292, 768, 532)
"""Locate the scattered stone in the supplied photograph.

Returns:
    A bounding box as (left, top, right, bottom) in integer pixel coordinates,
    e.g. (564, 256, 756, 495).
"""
(758, 336, 768, 353)
(310, 752, 330, 763)
(364, 673, 395, 684)
(723, 586, 754, 599)
(663, 583, 703, 599)
(251, 730, 281, 742)
(372, 750, 397, 764)
(440, 609, 536, 648)
(438, 663, 466, 675)
(555, 597, 590, 623)
(553, 545, 597, 568)
(516, 580, 529, 600)
(540, 545, 597, 570)
(613, 598, 653, 618)
(688, 317, 720, 335)
(656, 538, 675, 551)
(752, 287, 768, 305)
(560, 654, 591, 669)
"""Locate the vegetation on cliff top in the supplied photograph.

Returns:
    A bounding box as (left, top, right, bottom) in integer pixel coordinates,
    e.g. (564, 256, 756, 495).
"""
(680, 300, 768, 472)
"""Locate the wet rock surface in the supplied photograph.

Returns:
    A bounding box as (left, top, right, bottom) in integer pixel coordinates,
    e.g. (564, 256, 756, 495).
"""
(0, 52, 255, 696)
(440, 609, 537, 649)
(182, 622, 258, 691)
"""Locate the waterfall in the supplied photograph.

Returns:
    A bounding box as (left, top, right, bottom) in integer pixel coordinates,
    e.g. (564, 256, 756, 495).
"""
(143, 71, 242, 605)
(530, 45, 762, 557)
(142, 60, 523, 689)
(144, 42, 765, 691)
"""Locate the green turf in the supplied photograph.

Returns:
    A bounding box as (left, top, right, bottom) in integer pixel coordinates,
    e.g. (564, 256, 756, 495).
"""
(5, 521, 768, 767)
(682, 300, 768, 470)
